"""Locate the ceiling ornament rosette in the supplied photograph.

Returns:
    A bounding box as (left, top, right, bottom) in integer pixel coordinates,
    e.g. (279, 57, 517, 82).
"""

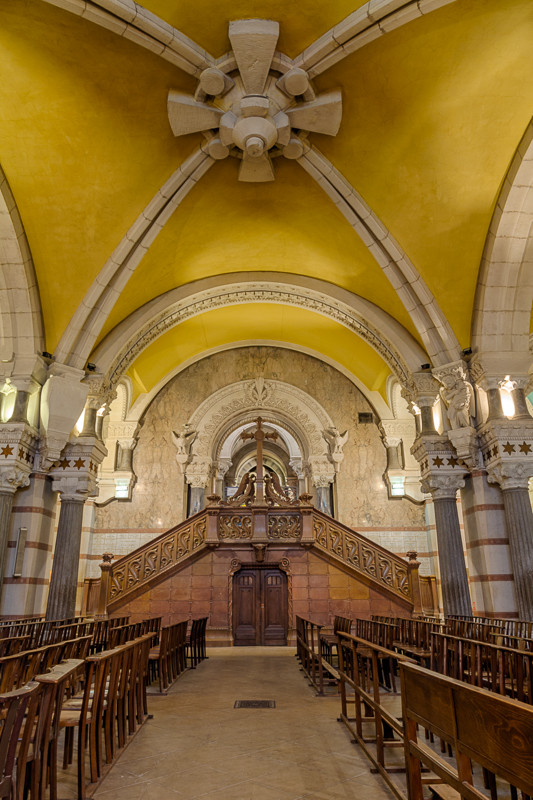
(167, 19, 342, 183)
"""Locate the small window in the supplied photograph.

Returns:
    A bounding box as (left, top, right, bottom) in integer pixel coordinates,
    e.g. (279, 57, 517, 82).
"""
(358, 412, 373, 424)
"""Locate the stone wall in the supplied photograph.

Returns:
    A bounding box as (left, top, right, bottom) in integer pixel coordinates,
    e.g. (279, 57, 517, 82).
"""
(93, 347, 429, 577)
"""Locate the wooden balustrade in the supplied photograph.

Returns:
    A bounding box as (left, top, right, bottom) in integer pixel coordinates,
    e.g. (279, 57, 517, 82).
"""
(97, 502, 429, 615)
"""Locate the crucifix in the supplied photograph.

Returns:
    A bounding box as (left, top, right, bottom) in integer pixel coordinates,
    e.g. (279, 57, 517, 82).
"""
(241, 417, 278, 503)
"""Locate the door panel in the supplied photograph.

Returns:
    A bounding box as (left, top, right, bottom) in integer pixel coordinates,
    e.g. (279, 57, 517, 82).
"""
(233, 567, 287, 646)
(233, 570, 259, 646)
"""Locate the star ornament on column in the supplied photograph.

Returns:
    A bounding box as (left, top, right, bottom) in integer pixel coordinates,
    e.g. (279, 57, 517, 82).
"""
(167, 20, 342, 182)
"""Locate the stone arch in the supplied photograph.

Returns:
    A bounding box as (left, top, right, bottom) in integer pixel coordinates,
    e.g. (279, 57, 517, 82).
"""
(0, 166, 43, 368)
(183, 378, 343, 490)
(472, 121, 533, 372)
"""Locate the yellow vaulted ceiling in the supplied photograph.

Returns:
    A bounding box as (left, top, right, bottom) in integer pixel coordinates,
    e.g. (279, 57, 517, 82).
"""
(0, 0, 532, 391)
(127, 304, 392, 403)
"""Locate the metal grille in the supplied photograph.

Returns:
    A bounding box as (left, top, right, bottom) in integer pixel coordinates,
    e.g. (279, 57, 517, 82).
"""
(234, 700, 276, 709)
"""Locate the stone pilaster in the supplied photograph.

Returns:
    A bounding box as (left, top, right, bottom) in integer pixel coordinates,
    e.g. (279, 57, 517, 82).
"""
(421, 475, 472, 616)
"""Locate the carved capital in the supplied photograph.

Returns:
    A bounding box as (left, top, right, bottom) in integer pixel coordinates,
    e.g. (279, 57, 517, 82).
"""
(487, 462, 533, 491)
(420, 474, 465, 499)
(185, 458, 212, 488)
(307, 456, 335, 487)
(0, 466, 31, 493)
(379, 418, 415, 448)
(447, 425, 480, 469)
(408, 372, 441, 408)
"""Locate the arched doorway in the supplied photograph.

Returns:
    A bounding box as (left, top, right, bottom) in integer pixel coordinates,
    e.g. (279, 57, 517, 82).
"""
(232, 564, 288, 646)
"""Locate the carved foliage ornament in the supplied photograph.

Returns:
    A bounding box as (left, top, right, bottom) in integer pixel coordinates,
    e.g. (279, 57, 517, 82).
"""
(167, 20, 342, 182)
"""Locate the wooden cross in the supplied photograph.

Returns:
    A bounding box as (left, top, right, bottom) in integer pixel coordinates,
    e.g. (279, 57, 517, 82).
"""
(241, 417, 278, 503)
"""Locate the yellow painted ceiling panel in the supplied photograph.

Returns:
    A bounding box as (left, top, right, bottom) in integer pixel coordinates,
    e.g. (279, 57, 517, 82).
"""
(100, 156, 418, 342)
(141, 0, 367, 59)
(315, 0, 533, 347)
(127, 303, 391, 402)
(0, 0, 196, 351)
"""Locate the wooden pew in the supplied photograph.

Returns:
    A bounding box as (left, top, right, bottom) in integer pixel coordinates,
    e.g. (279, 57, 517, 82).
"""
(401, 661, 533, 800)
(320, 615, 352, 671)
(149, 620, 188, 693)
(59, 633, 153, 799)
(337, 630, 415, 800)
(431, 631, 533, 704)
(186, 617, 208, 669)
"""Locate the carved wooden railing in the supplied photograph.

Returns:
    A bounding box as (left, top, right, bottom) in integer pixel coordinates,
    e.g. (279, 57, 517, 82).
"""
(101, 510, 208, 612)
(98, 501, 423, 614)
(311, 509, 419, 609)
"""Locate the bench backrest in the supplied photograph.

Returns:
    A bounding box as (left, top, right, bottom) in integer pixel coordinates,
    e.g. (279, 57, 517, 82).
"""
(401, 661, 533, 798)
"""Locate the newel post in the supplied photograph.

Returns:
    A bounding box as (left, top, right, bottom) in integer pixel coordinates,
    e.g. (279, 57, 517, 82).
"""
(95, 552, 114, 620)
(406, 551, 423, 616)
(206, 495, 221, 545)
(299, 494, 315, 545)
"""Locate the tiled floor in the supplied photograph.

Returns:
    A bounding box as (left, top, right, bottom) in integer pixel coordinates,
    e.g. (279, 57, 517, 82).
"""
(89, 647, 396, 800)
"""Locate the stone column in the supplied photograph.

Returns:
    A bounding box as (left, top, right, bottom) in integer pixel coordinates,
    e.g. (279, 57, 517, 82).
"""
(487, 464, 533, 619)
(189, 487, 205, 515)
(47, 435, 107, 619)
(46, 493, 86, 620)
(185, 461, 212, 517)
(422, 476, 472, 616)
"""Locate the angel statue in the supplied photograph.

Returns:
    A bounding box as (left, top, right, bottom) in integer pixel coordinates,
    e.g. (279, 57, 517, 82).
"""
(439, 372, 473, 430)
(322, 427, 349, 465)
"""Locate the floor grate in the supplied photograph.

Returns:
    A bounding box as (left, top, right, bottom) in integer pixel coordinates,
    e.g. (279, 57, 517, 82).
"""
(234, 700, 276, 709)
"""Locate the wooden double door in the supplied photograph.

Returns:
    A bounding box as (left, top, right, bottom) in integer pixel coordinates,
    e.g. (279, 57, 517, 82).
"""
(232, 567, 288, 646)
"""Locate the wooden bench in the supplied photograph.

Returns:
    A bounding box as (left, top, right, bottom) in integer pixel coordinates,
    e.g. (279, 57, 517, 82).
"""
(401, 661, 533, 800)
(186, 617, 208, 669)
(320, 615, 352, 672)
(149, 620, 188, 692)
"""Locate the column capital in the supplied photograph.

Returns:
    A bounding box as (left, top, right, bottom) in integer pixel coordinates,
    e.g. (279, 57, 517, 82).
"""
(185, 458, 212, 488)
(0, 465, 31, 494)
(478, 417, 533, 488)
(307, 456, 335, 488)
(378, 418, 415, 448)
(0, 421, 39, 480)
(49, 437, 107, 498)
(420, 473, 465, 499)
(486, 461, 533, 491)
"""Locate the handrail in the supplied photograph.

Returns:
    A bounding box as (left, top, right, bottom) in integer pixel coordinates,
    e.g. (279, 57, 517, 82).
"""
(100, 503, 424, 614)
(105, 510, 209, 610)
(311, 509, 416, 608)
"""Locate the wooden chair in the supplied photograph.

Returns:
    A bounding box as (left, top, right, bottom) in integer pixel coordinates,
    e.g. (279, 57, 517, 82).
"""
(0, 682, 41, 800)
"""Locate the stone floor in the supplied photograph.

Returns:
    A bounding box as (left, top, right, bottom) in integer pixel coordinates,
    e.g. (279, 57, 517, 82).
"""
(82, 647, 397, 800)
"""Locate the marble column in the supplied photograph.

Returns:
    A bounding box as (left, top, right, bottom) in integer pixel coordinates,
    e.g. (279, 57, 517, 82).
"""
(432, 492, 472, 616)
(422, 475, 472, 617)
(501, 486, 533, 619)
(46, 495, 85, 620)
(189, 487, 205, 515)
